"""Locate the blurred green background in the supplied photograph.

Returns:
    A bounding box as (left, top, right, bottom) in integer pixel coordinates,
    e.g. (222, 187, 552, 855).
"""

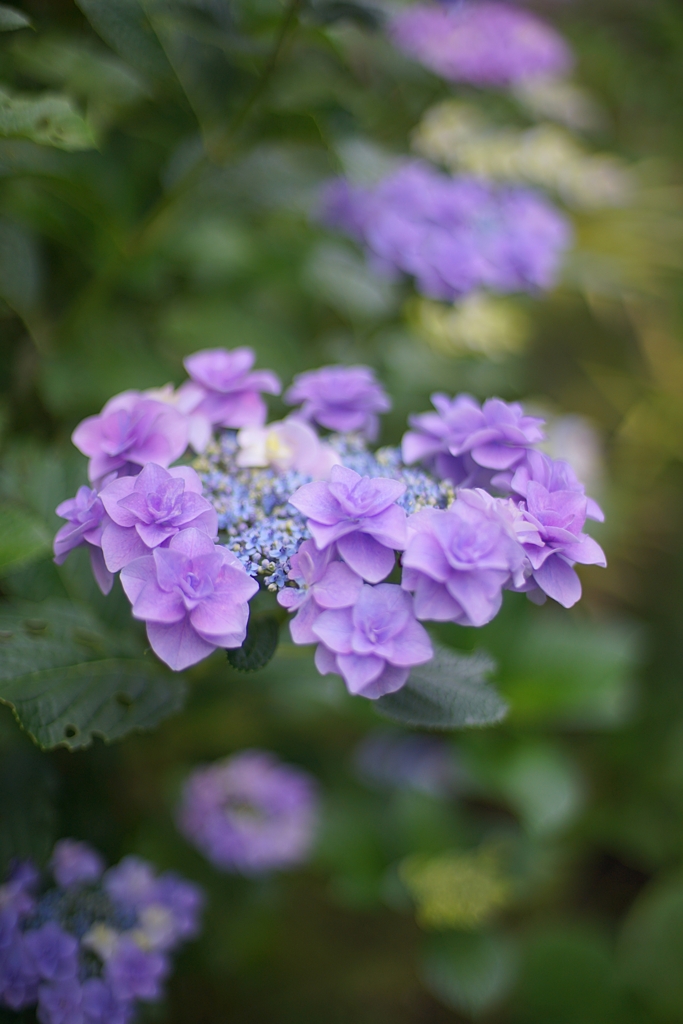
(2, 0, 683, 1020)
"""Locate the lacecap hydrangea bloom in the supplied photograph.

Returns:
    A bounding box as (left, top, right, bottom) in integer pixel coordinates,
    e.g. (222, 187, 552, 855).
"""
(320, 163, 571, 301)
(389, 1, 574, 88)
(55, 347, 605, 697)
(177, 751, 319, 874)
(0, 839, 202, 1023)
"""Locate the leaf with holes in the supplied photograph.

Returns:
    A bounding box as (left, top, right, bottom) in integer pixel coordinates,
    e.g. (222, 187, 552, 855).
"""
(0, 501, 51, 576)
(0, 89, 96, 151)
(376, 645, 506, 730)
(0, 4, 32, 31)
(0, 601, 186, 749)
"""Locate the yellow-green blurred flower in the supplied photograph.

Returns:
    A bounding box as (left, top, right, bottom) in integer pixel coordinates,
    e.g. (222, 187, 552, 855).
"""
(400, 847, 513, 930)
(409, 293, 530, 359)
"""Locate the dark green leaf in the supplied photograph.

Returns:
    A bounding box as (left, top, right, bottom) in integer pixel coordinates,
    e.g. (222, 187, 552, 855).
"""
(0, 501, 51, 575)
(376, 645, 506, 730)
(75, 0, 175, 82)
(0, 601, 186, 749)
(0, 89, 96, 151)
(226, 614, 280, 672)
(305, 0, 384, 29)
(0, 4, 32, 30)
(0, 745, 57, 873)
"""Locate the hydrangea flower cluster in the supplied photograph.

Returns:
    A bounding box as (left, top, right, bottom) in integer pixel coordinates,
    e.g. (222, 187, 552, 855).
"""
(0, 840, 203, 1023)
(320, 163, 572, 301)
(388, 2, 574, 88)
(177, 750, 319, 874)
(55, 347, 606, 696)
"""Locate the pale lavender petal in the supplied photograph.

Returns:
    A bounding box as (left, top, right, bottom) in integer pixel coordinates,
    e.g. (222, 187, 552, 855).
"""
(132, 580, 185, 624)
(402, 530, 452, 583)
(336, 652, 385, 694)
(289, 482, 343, 525)
(120, 555, 157, 605)
(385, 618, 433, 666)
(356, 662, 410, 700)
(312, 562, 363, 609)
(289, 597, 322, 645)
(562, 534, 606, 566)
(311, 608, 354, 654)
(362, 504, 408, 550)
(101, 521, 148, 572)
(146, 619, 216, 671)
(408, 576, 461, 622)
(168, 465, 204, 493)
(189, 594, 250, 642)
(135, 522, 176, 548)
(99, 476, 137, 525)
(88, 546, 114, 596)
(168, 528, 217, 559)
(532, 555, 582, 608)
(336, 533, 396, 584)
(314, 643, 339, 676)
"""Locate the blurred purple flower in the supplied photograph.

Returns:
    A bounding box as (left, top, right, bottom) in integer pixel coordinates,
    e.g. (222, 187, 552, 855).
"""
(53, 486, 113, 595)
(277, 539, 363, 644)
(402, 393, 545, 486)
(103, 857, 158, 911)
(284, 365, 391, 440)
(99, 463, 217, 572)
(289, 465, 407, 583)
(389, 2, 573, 87)
(81, 978, 131, 1024)
(514, 482, 606, 607)
(509, 449, 604, 522)
(25, 923, 79, 983)
(50, 840, 105, 890)
(320, 164, 572, 301)
(312, 583, 433, 699)
(182, 347, 281, 437)
(120, 527, 258, 670)
(0, 937, 39, 1011)
(177, 750, 319, 874)
(105, 939, 167, 1003)
(36, 979, 83, 1024)
(354, 731, 458, 796)
(401, 491, 525, 626)
(72, 392, 188, 484)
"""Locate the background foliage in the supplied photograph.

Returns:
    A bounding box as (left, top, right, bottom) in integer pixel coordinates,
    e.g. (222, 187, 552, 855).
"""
(2, 0, 683, 1020)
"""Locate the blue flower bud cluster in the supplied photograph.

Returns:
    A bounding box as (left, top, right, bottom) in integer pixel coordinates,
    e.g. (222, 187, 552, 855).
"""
(193, 431, 454, 592)
(0, 841, 203, 1023)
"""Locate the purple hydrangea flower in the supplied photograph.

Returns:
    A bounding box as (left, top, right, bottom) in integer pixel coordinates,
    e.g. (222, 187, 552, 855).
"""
(105, 939, 167, 1003)
(103, 857, 158, 911)
(388, 2, 573, 87)
(50, 840, 105, 890)
(25, 923, 79, 983)
(53, 486, 113, 595)
(120, 527, 259, 670)
(289, 465, 408, 583)
(312, 583, 433, 699)
(152, 874, 204, 945)
(81, 978, 131, 1024)
(0, 938, 39, 1011)
(509, 449, 604, 522)
(177, 750, 319, 874)
(277, 539, 363, 644)
(36, 979, 83, 1024)
(72, 392, 189, 484)
(320, 164, 572, 300)
(402, 393, 545, 486)
(182, 347, 281, 435)
(284, 365, 391, 440)
(99, 463, 218, 572)
(513, 482, 606, 607)
(401, 490, 525, 626)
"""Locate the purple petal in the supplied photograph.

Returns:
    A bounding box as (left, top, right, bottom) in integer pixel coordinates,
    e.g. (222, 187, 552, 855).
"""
(362, 504, 408, 550)
(336, 652, 385, 694)
(101, 522, 148, 572)
(120, 555, 157, 605)
(336, 533, 396, 583)
(99, 476, 137, 526)
(189, 594, 249, 645)
(384, 617, 433, 666)
(532, 555, 582, 608)
(289, 482, 343, 525)
(288, 597, 322, 645)
(562, 534, 606, 566)
(135, 522, 176, 548)
(402, 529, 451, 582)
(88, 546, 114, 596)
(312, 562, 363, 609)
(356, 662, 410, 700)
(132, 580, 186, 623)
(147, 618, 216, 670)
(168, 528, 217, 559)
(406, 574, 461, 622)
(314, 643, 339, 676)
(311, 607, 354, 654)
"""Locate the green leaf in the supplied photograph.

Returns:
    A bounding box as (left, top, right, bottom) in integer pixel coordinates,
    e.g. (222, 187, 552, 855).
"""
(0, 218, 41, 314)
(376, 645, 506, 730)
(0, 501, 51, 576)
(226, 614, 280, 672)
(0, 601, 186, 749)
(421, 932, 519, 1017)
(618, 876, 683, 1018)
(75, 0, 175, 82)
(0, 745, 57, 873)
(0, 4, 32, 30)
(0, 89, 96, 151)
